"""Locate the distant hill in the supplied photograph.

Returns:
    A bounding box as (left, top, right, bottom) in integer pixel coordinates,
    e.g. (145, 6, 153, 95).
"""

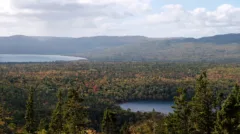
(0, 33, 240, 62)
(179, 33, 240, 44)
(0, 35, 147, 55)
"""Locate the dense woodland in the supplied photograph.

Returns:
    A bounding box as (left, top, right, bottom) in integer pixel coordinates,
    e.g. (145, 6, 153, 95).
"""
(0, 61, 240, 134)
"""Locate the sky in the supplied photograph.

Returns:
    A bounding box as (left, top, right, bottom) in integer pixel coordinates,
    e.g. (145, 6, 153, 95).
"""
(0, 0, 240, 37)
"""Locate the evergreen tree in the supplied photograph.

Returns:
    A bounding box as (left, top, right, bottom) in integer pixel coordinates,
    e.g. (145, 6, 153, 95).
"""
(0, 104, 6, 133)
(25, 88, 36, 134)
(101, 109, 117, 134)
(37, 118, 48, 132)
(151, 109, 157, 134)
(63, 88, 88, 134)
(165, 113, 177, 134)
(120, 122, 129, 134)
(0, 104, 3, 132)
(190, 72, 215, 134)
(214, 90, 225, 111)
(214, 84, 240, 134)
(49, 89, 64, 134)
(0, 104, 12, 134)
(166, 88, 191, 134)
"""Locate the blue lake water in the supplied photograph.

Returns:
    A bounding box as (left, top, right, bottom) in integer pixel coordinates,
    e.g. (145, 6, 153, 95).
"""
(0, 54, 87, 62)
(120, 101, 174, 114)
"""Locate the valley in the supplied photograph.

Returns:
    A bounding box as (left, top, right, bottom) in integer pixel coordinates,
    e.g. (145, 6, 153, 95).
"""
(1, 61, 240, 133)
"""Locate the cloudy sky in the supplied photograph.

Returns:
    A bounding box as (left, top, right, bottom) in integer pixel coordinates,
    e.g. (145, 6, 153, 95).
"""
(0, 0, 240, 37)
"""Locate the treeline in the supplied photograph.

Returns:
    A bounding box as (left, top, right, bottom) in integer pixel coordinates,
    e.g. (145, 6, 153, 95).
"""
(165, 72, 240, 134)
(0, 81, 143, 134)
(125, 72, 240, 134)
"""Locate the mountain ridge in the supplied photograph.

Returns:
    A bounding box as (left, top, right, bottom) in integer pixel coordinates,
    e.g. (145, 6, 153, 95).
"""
(1, 33, 240, 62)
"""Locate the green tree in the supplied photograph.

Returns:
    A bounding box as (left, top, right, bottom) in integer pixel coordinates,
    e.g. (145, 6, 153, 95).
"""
(165, 88, 191, 134)
(0, 104, 6, 133)
(190, 72, 215, 134)
(49, 89, 64, 134)
(101, 109, 117, 134)
(214, 90, 225, 111)
(165, 113, 177, 134)
(120, 122, 129, 134)
(25, 88, 36, 134)
(37, 118, 48, 133)
(0, 104, 12, 133)
(151, 109, 157, 134)
(63, 88, 88, 134)
(214, 84, 240, 134)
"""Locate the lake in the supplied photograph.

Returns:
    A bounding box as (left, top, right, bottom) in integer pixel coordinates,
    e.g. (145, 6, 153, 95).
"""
(0, 54, 87, 62)
(120, 101, 174, 114)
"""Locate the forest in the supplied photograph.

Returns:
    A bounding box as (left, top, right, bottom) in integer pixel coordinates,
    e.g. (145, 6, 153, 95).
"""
(0, 61, 240, 134)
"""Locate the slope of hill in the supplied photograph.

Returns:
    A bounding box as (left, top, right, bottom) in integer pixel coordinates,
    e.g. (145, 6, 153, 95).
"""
(0, 33, 240, 62)
(179, 33, 240, 44)
(0, 35, 147, 55)
(82, 33, 240, 62)
(85, 41, 240, 62)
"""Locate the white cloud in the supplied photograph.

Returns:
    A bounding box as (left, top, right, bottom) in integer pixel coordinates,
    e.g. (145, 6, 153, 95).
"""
(145, 4, 240, 37)
(0, 0, 151, 36)
(0, 1, 239, 37)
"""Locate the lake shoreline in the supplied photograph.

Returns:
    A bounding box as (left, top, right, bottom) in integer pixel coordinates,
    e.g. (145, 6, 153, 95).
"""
(0, 54, 87, 63)
(118, 99, 174, 104)
(119, 100, 174, 114)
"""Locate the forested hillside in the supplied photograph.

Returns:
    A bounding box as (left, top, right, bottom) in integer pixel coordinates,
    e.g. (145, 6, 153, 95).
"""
(0, 35, 147, 55)
(86, 41, 240, 62)
(0, 62, 240, 133)
(1, 34, 240, 62)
